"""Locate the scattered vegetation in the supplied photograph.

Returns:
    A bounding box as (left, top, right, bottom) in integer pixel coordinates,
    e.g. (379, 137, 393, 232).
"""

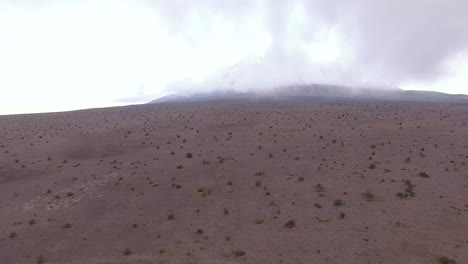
(2, 96, 465, 263)
(397, 179, 415, 198)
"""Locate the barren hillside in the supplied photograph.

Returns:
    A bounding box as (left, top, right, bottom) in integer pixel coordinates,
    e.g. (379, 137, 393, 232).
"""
(0, 100, 467, 264)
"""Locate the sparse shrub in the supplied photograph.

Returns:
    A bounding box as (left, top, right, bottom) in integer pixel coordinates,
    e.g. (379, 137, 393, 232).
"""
(36, 255, 45, 264)
(334, 199, 344, 206)
(61, 223, 71, 229)
(185, 152, 193, 158)
(438, 256, 456, 264)
(233, 250, 246, 257)
(396, 179, 416, 198)
(284, 220, 296, 229)
(404, 179, 415, 196)
(168, 213, 175, 220)
(123, 248, 132, 256)
(362, 190, 375, 201)
(396, 192, 408, 199)
(316, 216, 331, 223)
(315, 184, 325, 193)
(418, 172, 429, 178)
(197, 188, 212, 197)
(314, 203, 322, 208)
(9, 231, 16, 238)
(369, 164, 376, 169)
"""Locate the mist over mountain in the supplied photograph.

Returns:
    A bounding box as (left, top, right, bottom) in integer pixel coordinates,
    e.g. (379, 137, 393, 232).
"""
(149, 84, 468, 104)
(149, 57, 468, 104)
(150, 53, 468, 104)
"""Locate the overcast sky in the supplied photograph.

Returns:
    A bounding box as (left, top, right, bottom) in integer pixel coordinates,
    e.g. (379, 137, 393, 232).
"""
(1, 0, 468, 114)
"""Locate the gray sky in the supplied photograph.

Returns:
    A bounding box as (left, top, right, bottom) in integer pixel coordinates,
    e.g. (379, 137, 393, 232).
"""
(1, 0, 468, 114)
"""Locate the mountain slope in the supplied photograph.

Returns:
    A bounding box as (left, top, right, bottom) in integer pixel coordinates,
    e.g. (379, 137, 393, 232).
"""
(149, 84, 468, 104)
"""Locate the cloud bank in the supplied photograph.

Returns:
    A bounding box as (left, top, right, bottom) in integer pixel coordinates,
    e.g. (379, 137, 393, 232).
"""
(1, 0, 468, 114)
(150, 0, 468, 94)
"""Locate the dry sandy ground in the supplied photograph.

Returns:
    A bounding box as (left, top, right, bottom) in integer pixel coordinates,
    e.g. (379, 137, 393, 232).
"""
(0, 100, 467, 264)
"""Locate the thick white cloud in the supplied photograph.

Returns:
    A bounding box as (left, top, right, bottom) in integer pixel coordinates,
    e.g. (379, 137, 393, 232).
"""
(0, 0, 467, 114)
